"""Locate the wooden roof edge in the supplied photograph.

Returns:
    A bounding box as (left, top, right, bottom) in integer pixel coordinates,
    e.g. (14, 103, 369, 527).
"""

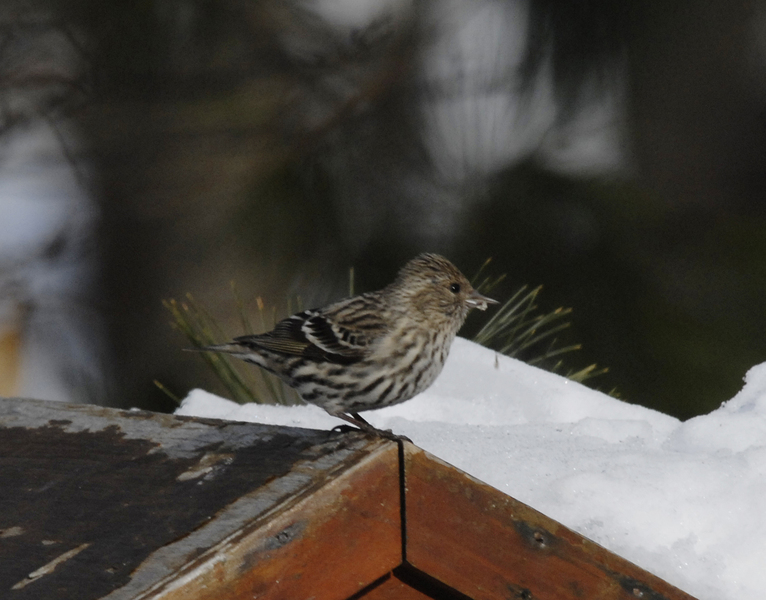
(107, 438, 398, 600)
(0, 397, 699, 600)
(119, 439, 699, 600)
(0, 396, 392, 600)
(402, 444, 699, 600)
(0, 396, 336, 457)
(142, 443, 402, 600)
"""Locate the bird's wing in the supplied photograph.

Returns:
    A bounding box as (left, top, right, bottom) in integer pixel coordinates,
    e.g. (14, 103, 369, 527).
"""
(234, 298, 387, 364)
(234, 314, 311, 356)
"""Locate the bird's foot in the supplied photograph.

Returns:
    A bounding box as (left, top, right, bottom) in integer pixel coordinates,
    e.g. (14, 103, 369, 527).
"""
(331, 412, 412, 443)
(375, 429, 412, 443)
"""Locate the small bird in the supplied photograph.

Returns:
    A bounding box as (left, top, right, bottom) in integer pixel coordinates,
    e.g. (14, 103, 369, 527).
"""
(197, 254, 498, 436)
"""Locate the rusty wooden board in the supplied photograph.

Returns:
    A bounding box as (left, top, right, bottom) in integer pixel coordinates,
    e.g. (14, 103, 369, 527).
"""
(402, 445, 698, 600)
(0, 398, 389, 600)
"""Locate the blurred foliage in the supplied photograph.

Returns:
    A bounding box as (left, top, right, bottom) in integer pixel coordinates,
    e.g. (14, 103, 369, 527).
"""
(521, 0, 634, 109)
(460, 160, 766, 419)
(2, 0, 765, 421)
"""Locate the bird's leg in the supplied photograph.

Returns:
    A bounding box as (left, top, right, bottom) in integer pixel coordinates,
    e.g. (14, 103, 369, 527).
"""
(350, 412, 371, 427)
(332, 411, 378, 433)
(331, 412, 411, 442)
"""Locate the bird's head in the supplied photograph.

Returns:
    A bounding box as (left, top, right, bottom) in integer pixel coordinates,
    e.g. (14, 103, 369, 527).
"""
(388, 253, 498, 332)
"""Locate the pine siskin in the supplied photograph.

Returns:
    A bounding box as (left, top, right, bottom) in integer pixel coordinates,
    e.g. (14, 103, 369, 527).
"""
(197, 253, 498, 436)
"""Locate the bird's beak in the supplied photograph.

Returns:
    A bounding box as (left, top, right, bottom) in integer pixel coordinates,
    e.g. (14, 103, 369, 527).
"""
(466, 289, 499, 311)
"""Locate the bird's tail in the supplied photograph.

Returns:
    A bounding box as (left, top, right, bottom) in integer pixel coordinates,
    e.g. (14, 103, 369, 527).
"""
(183, 343, 245, 354)
(184, 342, 271, 373)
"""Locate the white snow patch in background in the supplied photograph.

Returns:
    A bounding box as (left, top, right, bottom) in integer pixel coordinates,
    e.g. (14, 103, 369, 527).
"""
(177, 337, 766, 600)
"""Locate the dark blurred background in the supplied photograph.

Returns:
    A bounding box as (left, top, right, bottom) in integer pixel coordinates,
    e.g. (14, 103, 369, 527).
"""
(1, 0, 765, 419)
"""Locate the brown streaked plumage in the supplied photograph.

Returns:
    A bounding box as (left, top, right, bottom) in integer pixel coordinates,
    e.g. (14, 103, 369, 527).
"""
(196, 253, 498, 436)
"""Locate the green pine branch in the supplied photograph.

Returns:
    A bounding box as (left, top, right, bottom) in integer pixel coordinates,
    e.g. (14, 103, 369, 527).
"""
(472, 260, 608, 384)
(163, 293, 300, 405)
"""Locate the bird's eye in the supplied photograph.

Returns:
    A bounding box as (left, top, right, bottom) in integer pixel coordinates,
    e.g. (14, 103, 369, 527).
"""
(449, 283, 461, 294)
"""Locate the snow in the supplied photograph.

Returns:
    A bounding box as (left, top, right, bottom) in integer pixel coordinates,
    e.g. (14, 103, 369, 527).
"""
(176, 336, 766, 600)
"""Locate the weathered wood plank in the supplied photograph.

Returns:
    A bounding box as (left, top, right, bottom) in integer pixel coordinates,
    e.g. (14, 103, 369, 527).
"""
(146, 440, 402, 600)
(0, 398, 385, 600)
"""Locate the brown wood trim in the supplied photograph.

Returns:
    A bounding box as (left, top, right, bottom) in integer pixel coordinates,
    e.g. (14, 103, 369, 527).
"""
(360, 574, 433, 599)
(403, 445, 698, 600)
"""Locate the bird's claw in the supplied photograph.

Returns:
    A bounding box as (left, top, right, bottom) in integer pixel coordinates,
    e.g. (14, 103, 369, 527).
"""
(331, 424, 359, 434)
(330, 423, 411, 443)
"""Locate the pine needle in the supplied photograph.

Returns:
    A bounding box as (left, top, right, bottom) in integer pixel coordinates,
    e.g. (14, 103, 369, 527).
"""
(472, 270, 608, 385)
(153, 379, 181, 405)
(165, 294, 300, 405)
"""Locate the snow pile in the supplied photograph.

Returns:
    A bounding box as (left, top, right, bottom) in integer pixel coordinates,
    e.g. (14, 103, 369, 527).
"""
(177, 337, 766, 600)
